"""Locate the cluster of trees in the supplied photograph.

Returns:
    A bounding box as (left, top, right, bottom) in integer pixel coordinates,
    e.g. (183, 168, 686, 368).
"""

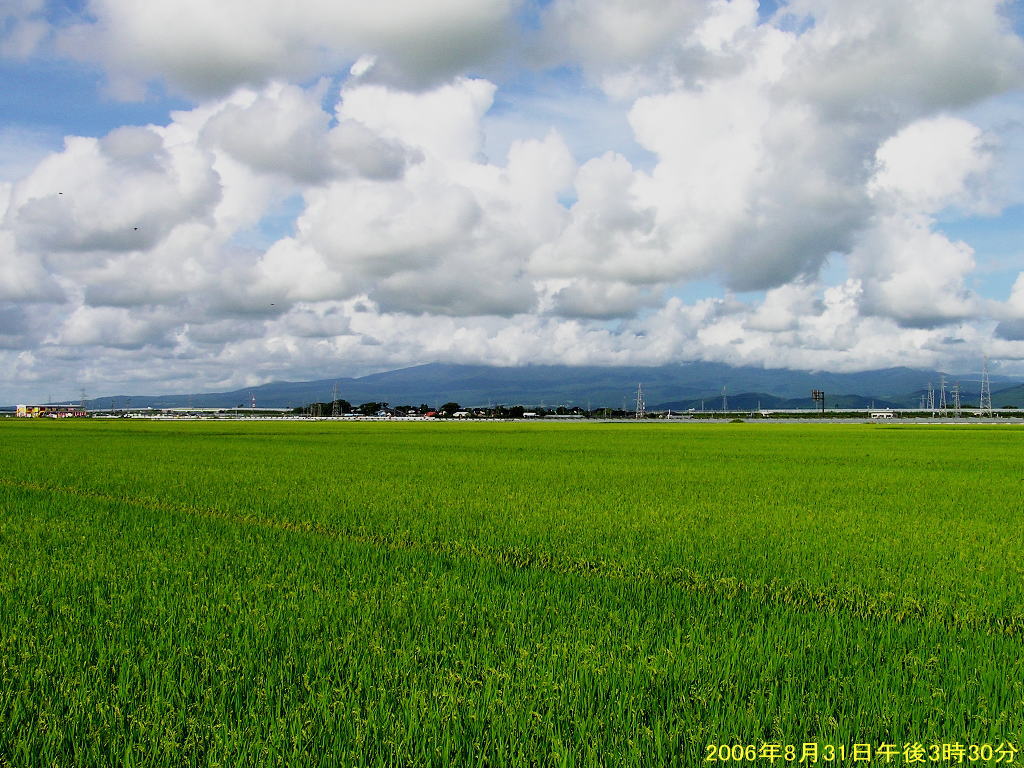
(292, 401, 1024, 419)
(293, 401, 605, 418)
(293, 400, 1022, 419)
(293, 400, 459, 416)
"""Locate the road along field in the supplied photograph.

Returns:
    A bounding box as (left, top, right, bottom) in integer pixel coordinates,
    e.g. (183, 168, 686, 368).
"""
(1, 420, 1022, 766)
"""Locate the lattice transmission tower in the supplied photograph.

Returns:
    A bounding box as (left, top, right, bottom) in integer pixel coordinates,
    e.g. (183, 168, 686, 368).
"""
(979, 357, 993, 416)
(634, 383, 645, 419)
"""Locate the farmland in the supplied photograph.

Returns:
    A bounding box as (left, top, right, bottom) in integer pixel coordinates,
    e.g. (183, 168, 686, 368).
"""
(1, 419, 1023, 766)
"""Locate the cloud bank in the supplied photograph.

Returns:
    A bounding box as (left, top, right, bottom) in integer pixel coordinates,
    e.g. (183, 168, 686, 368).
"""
(2, 0, 1024, 400)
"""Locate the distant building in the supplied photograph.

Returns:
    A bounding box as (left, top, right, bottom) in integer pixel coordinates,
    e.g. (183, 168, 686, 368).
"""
(17, 404, 87, 418)
(870, 410, 897, 419)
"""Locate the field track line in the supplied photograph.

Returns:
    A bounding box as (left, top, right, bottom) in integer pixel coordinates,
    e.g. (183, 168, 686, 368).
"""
(3, 477, 1024, 636)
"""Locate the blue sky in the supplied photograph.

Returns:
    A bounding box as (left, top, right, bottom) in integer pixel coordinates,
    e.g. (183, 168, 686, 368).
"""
(2, 0, 1024, 402)
(0, 58, 189, 139)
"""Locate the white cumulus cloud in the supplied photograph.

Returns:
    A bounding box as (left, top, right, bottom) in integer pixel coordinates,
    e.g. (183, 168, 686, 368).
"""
(2, 0, 1024, 402)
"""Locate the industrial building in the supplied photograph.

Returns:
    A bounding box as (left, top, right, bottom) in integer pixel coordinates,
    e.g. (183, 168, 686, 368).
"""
(16, 404, 87, 418)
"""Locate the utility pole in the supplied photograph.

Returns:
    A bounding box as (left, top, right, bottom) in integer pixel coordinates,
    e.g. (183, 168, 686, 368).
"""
(332, 382, 341, 417)
(811, 389, 825, 415)
(721, 386, 728, 413)
(634, 383, 645, 419)
(952, 382, 961, 418)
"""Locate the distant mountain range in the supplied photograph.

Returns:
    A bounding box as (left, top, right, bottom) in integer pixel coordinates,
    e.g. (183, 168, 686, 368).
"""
(32, 362, 1023, 411)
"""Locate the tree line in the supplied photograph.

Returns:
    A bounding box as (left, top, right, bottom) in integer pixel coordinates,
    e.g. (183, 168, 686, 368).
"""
(292, 401, 618, 418)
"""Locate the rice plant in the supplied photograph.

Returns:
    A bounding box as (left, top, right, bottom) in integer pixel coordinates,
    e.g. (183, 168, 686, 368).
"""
(1, 420, 1022, 766)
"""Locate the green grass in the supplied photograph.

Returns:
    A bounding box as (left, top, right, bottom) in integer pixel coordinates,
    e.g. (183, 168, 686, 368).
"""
(1, 420, 1023, 766)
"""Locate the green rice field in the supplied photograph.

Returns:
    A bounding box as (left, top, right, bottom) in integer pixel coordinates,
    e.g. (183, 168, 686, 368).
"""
(1, 419, 1023, 766)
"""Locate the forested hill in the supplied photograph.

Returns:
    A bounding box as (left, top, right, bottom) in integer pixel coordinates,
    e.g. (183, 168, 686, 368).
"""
(67, 362, 1022, 410)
